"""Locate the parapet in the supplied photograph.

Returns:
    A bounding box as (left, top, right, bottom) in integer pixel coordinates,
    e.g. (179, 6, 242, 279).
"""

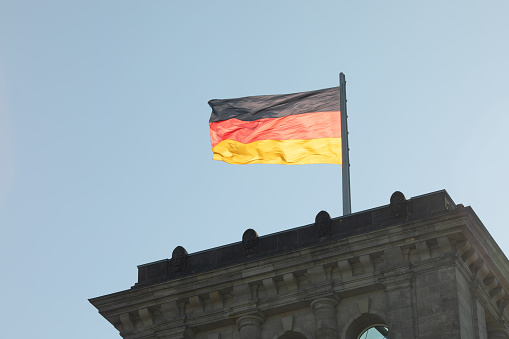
(135, 190, 457, 287)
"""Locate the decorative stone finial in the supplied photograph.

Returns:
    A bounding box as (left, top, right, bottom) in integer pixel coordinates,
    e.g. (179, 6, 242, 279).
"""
(315, 210, 332, 238)
(390, 191, 406, 218)
(242, 229, 258, 255)
(171, 246, 188, 273)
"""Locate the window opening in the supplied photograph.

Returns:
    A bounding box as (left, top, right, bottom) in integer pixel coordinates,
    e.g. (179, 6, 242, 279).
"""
(358, 325, 388, 339)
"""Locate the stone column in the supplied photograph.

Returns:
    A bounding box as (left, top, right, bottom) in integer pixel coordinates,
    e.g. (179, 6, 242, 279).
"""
(237, 314, 264, 339)
(311, 297, 339, 339)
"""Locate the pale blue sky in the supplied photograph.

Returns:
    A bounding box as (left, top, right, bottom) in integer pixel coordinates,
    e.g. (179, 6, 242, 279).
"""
(1, 1, 508, 338)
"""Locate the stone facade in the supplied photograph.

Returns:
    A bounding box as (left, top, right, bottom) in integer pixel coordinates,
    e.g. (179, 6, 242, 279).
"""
(90, 190, 509, 339)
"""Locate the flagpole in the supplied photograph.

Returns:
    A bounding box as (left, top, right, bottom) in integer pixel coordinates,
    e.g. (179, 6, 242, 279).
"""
(340, 73, 352, 215)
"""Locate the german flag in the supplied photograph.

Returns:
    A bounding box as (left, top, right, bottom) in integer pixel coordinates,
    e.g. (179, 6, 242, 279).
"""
(209, 87, 341, 165)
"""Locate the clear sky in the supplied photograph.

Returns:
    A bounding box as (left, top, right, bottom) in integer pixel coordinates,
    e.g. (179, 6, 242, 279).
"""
(1, 1, 508, 338)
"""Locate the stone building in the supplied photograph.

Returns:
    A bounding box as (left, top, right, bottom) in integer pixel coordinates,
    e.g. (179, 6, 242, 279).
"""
(90, 190, 509, 339)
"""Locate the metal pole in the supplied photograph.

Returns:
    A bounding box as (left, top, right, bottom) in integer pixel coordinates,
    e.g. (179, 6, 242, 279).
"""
(340, 73, 351, 215)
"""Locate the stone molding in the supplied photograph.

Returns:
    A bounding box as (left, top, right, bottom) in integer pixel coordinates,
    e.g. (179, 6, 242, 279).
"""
(454, 236, 509, 318)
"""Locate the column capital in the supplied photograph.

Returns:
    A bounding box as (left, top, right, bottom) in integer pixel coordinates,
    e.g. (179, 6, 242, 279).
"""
(236, 313, 265, 331)
(236, 312, 265, 339)
(311, 297, 339, 312)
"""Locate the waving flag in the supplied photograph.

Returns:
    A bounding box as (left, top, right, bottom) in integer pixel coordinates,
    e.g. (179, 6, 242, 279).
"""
(209, 87, 341, 165)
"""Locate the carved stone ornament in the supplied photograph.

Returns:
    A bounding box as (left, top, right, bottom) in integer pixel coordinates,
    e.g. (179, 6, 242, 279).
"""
(315, 210, 332, 238)
(390, 191, 407, 218)
(171, 246, 188, 273)
(242, 229, 259, 255)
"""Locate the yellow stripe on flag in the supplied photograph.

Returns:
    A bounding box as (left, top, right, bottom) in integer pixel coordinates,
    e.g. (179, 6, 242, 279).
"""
(212, 138, 342, 165)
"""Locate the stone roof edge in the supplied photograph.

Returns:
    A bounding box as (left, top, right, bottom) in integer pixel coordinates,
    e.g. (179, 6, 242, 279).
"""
(89, 199, 462, 307)
(462, 205, 509, 282)
(137, 189, 454, 269)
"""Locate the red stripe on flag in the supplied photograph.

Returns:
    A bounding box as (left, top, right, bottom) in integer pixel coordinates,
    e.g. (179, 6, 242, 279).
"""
(210, 111, 341, 147)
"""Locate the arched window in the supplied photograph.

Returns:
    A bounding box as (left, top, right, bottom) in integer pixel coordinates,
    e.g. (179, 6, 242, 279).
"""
(344, 313, 388, 339)
(358, 325, 388, 339)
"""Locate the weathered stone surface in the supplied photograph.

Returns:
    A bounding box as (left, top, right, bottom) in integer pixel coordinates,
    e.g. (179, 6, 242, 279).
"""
(90, 190, 509, 339)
